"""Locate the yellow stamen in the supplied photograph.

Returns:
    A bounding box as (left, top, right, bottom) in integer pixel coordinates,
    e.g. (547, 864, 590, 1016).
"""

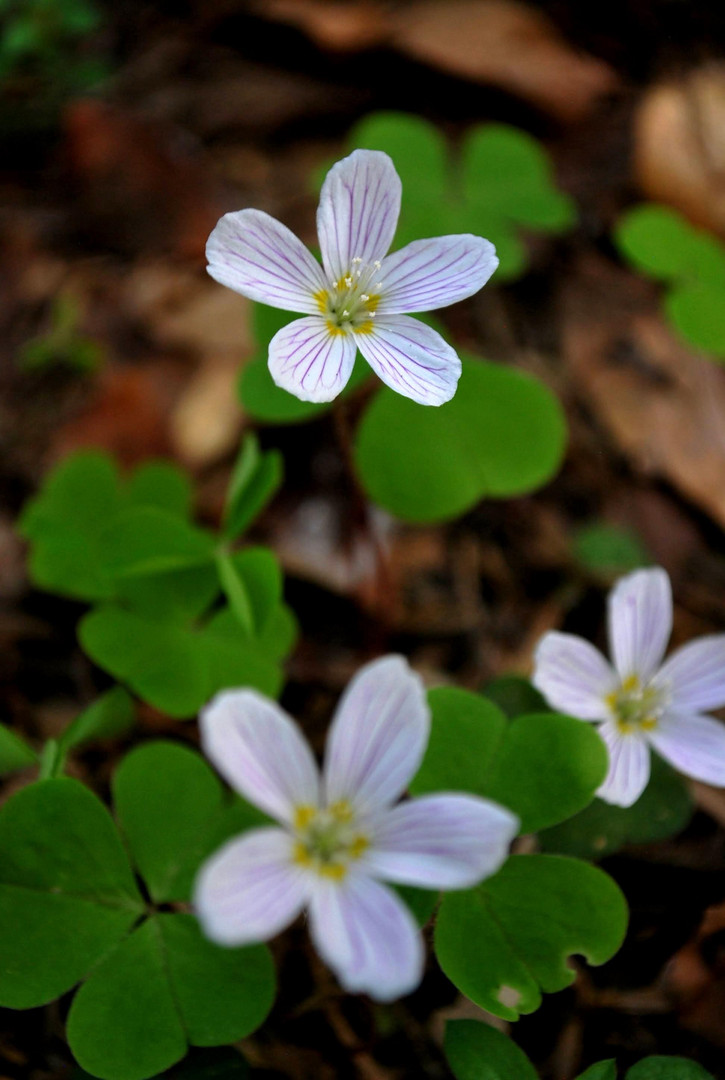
(293, 841, 313, 867)
(313, 288, 328, 314)
(319, 863, 347, 881)
(328, 800, 353, 823)
(294, 805, 316, 829)
(349, 835, 369, 859)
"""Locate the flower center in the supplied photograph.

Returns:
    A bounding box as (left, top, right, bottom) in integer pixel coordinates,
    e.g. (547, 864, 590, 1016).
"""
(605, 674, 668, 734)
(292, 801, 369, 881)
(315, 256, 382, 335)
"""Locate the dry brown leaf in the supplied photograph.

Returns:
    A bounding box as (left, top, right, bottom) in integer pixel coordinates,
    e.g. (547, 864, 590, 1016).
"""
(391, 0, 619, 122)
(169, 353, 245, 468)
(635, 64, 725, 237)
(124, 262, 250, 355)
(562, 256, 725, 532)
(247, 0, 389, 52)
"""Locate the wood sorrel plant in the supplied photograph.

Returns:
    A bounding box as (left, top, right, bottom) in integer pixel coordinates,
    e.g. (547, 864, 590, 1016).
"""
(3, 140, 723, 1080)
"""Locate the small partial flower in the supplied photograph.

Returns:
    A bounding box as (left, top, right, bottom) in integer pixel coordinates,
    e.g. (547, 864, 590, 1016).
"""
(533, 567, 725, 807)
(206, 149, 498, 406)
(194, 655, 518, 1001)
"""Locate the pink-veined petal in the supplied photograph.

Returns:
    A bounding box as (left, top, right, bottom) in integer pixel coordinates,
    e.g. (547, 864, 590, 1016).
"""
(649, 711, 725, 787)
(317, 150, 401, 283)
(596, 722, 651, 808)
(307, 873, 424, 1001)
(654, 635, 725, 713)
(377, 234, 498, 314)
(200, 689, 320, 825)
(608, 567, 672, 683)
(364, 793, 518, 890)
(206, 209, 326, 313)
(355, 315, 461, 405)
(532, 632, 616, 721)
(194, 827, 310, 946)
(268, 316, 356, 403)
(323, 655, 429, 816)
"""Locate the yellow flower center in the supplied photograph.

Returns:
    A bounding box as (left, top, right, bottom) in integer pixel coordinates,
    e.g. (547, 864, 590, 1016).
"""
(315, 256, 382, 336)
(605, 674, 667, 734)
(292, 800, 369, 881)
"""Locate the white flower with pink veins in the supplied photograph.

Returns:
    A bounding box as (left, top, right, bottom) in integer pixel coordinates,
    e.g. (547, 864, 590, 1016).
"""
(533, 567, 725, 807)
(206, 149, 498, 406)
(194, 656, 518, 1001)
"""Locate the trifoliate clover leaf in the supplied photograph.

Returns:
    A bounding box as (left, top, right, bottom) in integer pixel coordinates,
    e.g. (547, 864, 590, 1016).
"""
(435, 854, 628, 1020)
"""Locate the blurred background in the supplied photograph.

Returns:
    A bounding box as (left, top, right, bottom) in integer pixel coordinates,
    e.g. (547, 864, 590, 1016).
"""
(3, 1, 725, 1077)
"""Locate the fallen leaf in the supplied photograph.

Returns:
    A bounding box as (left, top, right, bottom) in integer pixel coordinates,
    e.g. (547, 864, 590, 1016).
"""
(391, 0, 619, 122)
(246, 0, 389, 52)
(170, 353, 245, 468)
(562, 254, 725, 532)
(635, 64, 725, 237)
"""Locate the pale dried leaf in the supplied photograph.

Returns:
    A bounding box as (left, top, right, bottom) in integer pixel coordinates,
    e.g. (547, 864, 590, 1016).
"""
(635, 64, 725, 237)
(170, 353, 244, 467)
(563, 257, 725, 532)
(391, 0, 618, 122)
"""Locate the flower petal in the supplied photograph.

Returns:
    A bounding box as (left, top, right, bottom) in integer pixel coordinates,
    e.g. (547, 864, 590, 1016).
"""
(654, 635, 725, 712)
(355, 315, 461, 405)
(608, 567, 672, 683)
(308, 873, 424, 1001)
(596, 722, 651, 807)
(316, 150, 401, 283)
(206, 209, 326, 313)
(323, 655, 429, 816)
(377, 235, 498, 314)
(194, 827, 310, 946)
(649, 711, 725, 787)
(268, 316, 357, 403)
(200, 689, 320, 825)
(364, 793, 518, 890)
(532, 632, 616, 720)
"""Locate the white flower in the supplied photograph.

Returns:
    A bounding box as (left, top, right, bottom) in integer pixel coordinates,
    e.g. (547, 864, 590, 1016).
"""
(533, 567, 725, 807)
(206, 149, 498, 406)
(194, 656, 518, 1001)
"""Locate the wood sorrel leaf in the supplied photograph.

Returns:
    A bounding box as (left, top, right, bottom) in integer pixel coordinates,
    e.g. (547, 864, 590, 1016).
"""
(0, 722, 37, 774)
(18, 450, 120, 601)
(576, 1064, 617, 1080)
(67, 915, 274, 1080)
(627, 1060, 714, 1079)
(435, 854, 628, 1020)
(444, 1019, 538, 1080)
(0, 778, 143, 1008)
(354, 356, 566, 523)
(347, 114, 575, 280)
(615, 204, 725, 361)
(461, 124, 576, 235)
(125, 461, 193, 519)
(113, 741, 265, 904)
(223, 433, 283, 539)
(58, 686, 135, 753)
(19, 451, 201, 603)
(410, 687, 607, 834)
(79, 602, 284, 718)
(539, 752, 693, 859)
(215, 546, 283, 637)
(101, 507, 216, 579)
